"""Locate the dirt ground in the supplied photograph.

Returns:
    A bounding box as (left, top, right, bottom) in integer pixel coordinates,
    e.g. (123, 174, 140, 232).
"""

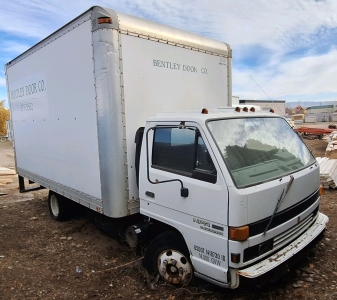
(0, 135, 337, 300)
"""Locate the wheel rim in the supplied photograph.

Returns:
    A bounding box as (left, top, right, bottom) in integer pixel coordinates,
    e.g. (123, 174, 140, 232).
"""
(157, 249, 192, 285)
(50, 195, 59, 217)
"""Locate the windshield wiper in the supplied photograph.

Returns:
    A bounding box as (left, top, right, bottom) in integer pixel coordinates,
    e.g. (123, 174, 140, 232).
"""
(263, 175, 294, 235)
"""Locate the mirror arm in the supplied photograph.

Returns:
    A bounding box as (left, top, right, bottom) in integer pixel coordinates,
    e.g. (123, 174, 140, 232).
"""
(145, 126, 189, 197)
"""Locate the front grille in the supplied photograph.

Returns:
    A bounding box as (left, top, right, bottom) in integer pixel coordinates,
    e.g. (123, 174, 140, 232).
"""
(249, 190, 319, 237)
(273, 207, 318, 248)
(244, 207, 319, 262)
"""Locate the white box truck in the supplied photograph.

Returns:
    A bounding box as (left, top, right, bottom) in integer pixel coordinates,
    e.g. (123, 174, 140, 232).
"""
(5, 6, 328, 288)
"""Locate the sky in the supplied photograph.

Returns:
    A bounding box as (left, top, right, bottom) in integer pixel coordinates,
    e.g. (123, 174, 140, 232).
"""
(1, 0, 337, 107)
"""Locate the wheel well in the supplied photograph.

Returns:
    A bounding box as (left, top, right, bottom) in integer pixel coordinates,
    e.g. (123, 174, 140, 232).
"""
(147, 220, 185, 245)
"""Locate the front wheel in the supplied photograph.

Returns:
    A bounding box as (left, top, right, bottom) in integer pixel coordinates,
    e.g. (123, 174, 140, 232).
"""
(143, 231, 193, 285)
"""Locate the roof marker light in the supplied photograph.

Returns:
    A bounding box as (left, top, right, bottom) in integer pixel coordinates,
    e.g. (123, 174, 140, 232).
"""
(235, 107, 241, 112)
(243, 107, 248, 112)
(98, 17, 112, 24)
(201, 108, 209, 114)
(270, 109, 275, 113)
(250, 107, 256, 112)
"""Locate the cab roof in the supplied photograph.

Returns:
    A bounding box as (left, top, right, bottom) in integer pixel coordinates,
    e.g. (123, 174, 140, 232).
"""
(147, 108, 280, 123)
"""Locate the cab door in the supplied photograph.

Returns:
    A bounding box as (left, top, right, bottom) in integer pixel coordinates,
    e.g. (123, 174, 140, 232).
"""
(139, 121, 230, 283)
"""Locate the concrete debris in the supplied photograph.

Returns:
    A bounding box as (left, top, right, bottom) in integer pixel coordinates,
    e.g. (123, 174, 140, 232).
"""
(325, 131, 337, 159)
(316, 157, 337, 189)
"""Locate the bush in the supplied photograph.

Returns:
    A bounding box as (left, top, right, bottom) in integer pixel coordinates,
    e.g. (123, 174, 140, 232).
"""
(0, 100, 10, 136)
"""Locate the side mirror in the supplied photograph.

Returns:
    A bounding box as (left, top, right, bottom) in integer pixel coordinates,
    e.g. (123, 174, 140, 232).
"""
(181, 187, 189, 198)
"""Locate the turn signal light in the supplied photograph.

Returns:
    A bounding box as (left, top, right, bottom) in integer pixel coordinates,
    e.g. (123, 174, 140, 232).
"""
(229, 226, 249, 241)
(231, 253, 241, 263)
(319, 185, 324, 196)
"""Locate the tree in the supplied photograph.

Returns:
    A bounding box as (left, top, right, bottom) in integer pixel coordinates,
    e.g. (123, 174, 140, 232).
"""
(0, 100, 10, 136)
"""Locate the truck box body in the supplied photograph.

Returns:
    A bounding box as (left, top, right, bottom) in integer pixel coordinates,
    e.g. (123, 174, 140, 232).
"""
(5, 6, 231, 218)
(6, 6, 328, 289)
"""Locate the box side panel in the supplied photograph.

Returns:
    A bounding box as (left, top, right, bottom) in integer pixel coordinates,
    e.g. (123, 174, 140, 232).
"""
(120, 34, 229, 200)
(7, 18, 102, 206)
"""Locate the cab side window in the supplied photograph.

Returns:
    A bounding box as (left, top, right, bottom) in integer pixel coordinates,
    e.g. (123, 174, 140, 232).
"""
(152, 127, 217, 183)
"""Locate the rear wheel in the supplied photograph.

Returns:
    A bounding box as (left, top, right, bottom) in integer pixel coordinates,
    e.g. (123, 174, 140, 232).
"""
(143, 231, 193, 286)
(48, 191, 72, 221)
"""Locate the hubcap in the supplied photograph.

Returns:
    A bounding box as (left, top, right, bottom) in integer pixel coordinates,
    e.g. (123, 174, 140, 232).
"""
(157, 249, 192, 285)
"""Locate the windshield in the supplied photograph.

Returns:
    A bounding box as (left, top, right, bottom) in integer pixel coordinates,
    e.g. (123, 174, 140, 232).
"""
(207, 117, 315, 188)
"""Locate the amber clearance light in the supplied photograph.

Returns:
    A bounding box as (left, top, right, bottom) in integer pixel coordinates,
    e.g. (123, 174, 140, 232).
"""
(229, 226, 249, 241)
(97, 17, 112, 24)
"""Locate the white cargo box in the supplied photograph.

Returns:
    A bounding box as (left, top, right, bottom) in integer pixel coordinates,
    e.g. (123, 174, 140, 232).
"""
(5, 6, 232, 218)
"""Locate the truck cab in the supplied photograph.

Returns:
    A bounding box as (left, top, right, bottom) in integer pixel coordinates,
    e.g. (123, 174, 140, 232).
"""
(140, 107, 328, 288)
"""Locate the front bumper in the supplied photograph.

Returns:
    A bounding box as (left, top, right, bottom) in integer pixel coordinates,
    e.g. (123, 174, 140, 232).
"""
(237, 212, 328, 278)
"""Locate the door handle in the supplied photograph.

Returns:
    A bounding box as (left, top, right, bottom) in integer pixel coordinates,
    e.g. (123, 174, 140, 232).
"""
(145, 191, 155, 198)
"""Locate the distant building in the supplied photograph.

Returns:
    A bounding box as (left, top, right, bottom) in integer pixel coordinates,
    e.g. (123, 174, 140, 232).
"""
(305, 103, 337, 122)
(239, 100, 286, 116)
(306, 104, 336, 114)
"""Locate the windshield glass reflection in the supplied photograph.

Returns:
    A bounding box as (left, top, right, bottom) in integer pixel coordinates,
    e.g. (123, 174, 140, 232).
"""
(207, 117, 315, 188)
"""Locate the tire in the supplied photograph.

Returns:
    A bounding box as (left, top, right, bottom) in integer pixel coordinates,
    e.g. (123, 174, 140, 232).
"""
(48, 191, 72, 221)
(143, 231, 193, 286)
